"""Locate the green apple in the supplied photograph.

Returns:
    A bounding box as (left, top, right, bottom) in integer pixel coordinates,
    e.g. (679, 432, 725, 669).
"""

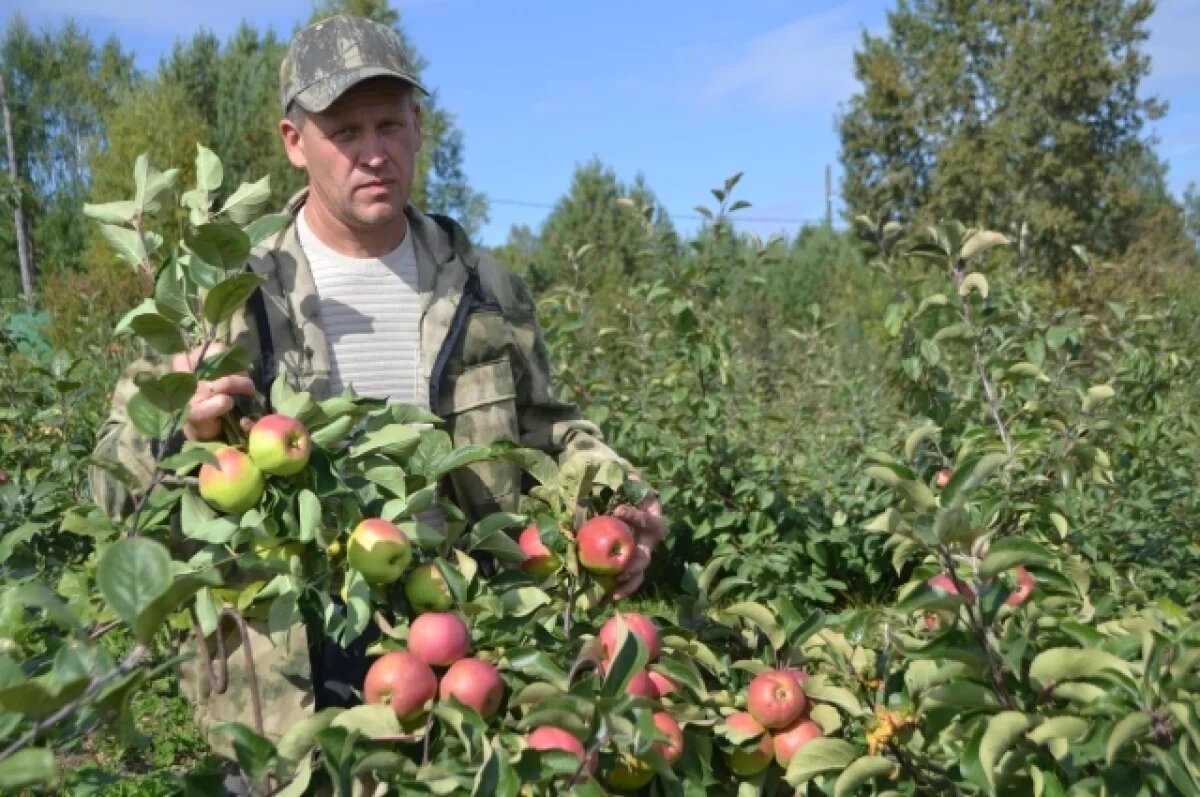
(405, 561, 454, 613)
(347, 518, 412, 584)
(198, 446, 265, 514)
(247, 413, 312, 476)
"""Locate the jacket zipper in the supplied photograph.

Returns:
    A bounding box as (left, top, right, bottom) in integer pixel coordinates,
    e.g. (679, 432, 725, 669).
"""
(428, 269, 480, 414)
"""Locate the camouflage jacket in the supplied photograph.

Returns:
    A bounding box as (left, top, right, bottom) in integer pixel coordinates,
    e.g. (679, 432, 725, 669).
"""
(91, 192, 625, 517)
(89, 192, 626, 760)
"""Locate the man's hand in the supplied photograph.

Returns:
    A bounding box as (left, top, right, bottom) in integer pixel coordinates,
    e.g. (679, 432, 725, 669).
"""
(609, 488, 667, 600)
(171, 344, 257, 442)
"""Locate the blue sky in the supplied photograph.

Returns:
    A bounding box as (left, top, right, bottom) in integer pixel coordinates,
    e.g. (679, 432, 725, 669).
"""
(9, 0, 1200, 246)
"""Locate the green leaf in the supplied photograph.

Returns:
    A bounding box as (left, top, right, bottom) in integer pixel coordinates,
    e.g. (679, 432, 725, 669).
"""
(276, 708, 340, 763)
(1027, 716, 1089, 745)
(203, 273, 266, 325)
(216, 722, 278, 780)
(958, 272, 990, 299)
(920, 682, 998, 713)
(601, 618, 649, 699)
(500, 587, 551, 618)
(132, 570, 221, 644)
(99, 223, 148, 269)
(724, 602, 786, 651)
(942, 452, 1008, 507)
(471, 742, 520, 797)
(126, 393, 175, 441)
(349, 424, 421, 460)
(129, 312, 187, 355)
(135, 372, 197, 414)
(186, 222, 251, 282)
(979, 538, 1056, 580)
(1105, 710, 1151, 764)
(802, 676, 868, 718)
(980, 711, 1032, 787)
(83, 200, 138, 224)
(330, 704, 402, 739)
(196, 144, 223, 191)
(834, 756, 896, 797)
(220, 176, 271, 224)
(784, 737, 858, 787)
(960, 230, 1009, 261)
(298, 490, 321, 543)
(904, 424, 940, 461)
(97, 538, 172, 627)
(181, 488, 238, 544)
(1083, 384, 1116, 413)
(0, 748, 56, 791)
(243, 213, 293, 247)
(1029, 648, 1133, 686)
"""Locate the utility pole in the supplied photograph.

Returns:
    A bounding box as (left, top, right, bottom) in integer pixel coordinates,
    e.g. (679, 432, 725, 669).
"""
(0, 68, 33, 307)
(824, 164, 833, 227)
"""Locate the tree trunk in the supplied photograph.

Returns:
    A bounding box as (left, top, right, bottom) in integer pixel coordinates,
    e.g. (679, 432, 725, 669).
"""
(0, 69, 34, 307)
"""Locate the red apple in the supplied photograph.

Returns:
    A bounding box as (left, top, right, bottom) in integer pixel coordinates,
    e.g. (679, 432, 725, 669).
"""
(935, 468, 953, 488)
(408, 611, 470, 667)
(1004, 566, 1036, 606)
(773, 718, 823, 768)
(347, 518, 412, 584)
(439, 657, 503, 718)
(405, 561, 454, 613)
(746, 670, 807, 730)
(625, 669, 660, 699)
(577, 516, 635, 575)
(198, 446, 265, 514)
(247, 413, 311, 476)
(725, 711, 773, 776)
(653, 712, 684, 766)
(0, 470, 7, 485)
(527, 726, 595, 775)
(363, 650, 437, 721)
(647, 670, 678, 698)
(598, 612, 661, 662)
(519, 524, 561, 576)
(927, 572, 976, 603)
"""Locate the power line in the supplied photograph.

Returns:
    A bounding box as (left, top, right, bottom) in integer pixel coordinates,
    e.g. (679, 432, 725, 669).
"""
(487, 197, 823, 226)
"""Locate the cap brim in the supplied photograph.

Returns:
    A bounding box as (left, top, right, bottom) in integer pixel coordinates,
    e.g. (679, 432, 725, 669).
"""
(292, 66, 429, 114)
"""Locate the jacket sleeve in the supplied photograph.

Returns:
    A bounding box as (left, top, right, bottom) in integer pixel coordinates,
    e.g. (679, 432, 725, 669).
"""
(502, 268, 633, 472)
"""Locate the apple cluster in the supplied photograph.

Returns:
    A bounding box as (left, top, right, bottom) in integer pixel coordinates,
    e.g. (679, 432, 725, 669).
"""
(723, 667, 823, 776)
(520, 515, 639, 594)
(197, 413, 312, 514)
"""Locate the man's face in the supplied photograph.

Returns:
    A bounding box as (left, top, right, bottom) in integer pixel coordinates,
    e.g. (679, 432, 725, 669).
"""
(280, 78, 422, 233)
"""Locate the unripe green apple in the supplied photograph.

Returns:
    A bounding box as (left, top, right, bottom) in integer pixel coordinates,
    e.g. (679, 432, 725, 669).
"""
(405, 561, 454, 613)
(347, 518, 412, 585)
(247, 413, 312, 476)
(198, 446, 265, 514)
(608, 752, 654, 791)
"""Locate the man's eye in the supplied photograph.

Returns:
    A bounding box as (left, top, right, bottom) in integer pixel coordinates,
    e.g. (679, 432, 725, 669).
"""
(330, 128, 354, 141)
(380, 122, 403, 135)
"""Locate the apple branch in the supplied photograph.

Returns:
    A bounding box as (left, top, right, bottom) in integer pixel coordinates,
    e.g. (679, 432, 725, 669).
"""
(0, 644, 149, 764)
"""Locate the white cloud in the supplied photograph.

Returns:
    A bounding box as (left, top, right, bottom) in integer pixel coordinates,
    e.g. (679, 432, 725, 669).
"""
(1147, 0, 1200, 80)
(705, 7, 863, 114)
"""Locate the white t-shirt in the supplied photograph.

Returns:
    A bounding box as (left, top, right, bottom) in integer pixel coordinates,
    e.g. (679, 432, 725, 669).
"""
(296, 206, 428, 409)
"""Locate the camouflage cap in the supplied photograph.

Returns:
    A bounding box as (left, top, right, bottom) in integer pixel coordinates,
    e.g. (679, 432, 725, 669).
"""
(279, 15, 428, 114)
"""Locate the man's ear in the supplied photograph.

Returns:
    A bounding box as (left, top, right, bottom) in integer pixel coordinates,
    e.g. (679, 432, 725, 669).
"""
(279, 117, 307, 169)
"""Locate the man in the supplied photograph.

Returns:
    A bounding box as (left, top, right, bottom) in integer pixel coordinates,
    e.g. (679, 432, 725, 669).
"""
(90, 12, 665, 780)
